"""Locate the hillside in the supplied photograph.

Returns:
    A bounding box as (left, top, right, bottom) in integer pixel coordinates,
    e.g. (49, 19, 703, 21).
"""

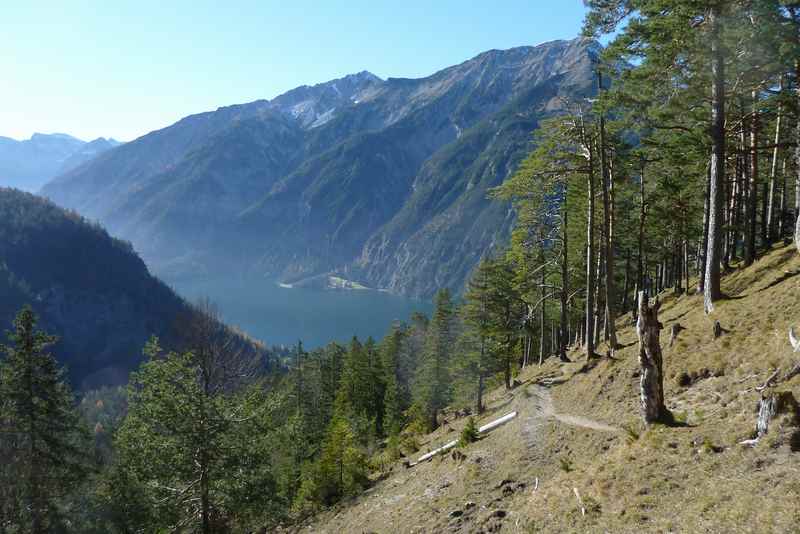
(0, 133, 119, 191)
(41, 38, 597, 298)
(291, 244, 800, 533)
(0, 187, 263, 389)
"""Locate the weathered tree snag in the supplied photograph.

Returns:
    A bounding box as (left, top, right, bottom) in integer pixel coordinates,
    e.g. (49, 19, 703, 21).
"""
(637, 292, 669, 424)
(756, 389, 799, 438)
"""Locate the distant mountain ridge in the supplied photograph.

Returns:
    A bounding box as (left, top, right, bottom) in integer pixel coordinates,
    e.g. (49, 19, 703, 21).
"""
(0, 133, 120, 191)
(42, 37, 598, 298)
(0, 188, 265, 389)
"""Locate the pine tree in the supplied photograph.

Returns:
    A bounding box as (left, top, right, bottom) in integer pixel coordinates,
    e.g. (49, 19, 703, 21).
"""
(413, 289, 456, 430)
(114, 337, 272, 532)
(307, 416, 368, 506)
(380, 323, 405, 436)
(0, 307, 90, 533)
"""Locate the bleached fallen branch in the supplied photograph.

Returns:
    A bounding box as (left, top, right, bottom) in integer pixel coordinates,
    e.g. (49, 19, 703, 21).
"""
(478, 411, 518, 433)
(414, 439, 459, 464)
(409, 411, 518, 467)
(573, 487, 586, 517)
(756, 369, 781, 392)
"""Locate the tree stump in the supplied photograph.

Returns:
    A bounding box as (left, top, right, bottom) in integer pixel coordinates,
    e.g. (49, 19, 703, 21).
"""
(637, 292, 670, 424)
(669, 323, 685, 347)
(756, 389, 799, 438)
(713, 321, 723, 339)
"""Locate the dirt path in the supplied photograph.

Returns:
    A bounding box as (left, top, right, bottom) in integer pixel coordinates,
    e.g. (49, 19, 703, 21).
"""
(521, 384, 619, 444)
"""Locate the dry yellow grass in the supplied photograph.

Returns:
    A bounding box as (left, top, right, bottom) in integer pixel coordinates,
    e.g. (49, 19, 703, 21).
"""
(291, 244, 800, 533)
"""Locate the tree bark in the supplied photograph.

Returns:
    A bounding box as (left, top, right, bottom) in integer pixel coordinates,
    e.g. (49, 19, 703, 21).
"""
(594, 244, 603, 348)
(767, 77, 783, 245)
(637, 292, 669, 424)
(704, 5, 725, 313)
(795, 58, 800, 253)
(622, 249, 630, 311)
(598, 71, 618, 351)
(539, 238, 546, 365)
(698, 165, 710, 292)
(582, 114, 597, 359)
(636, 163, 646, 316)
(477, 337, 485, 414)
(560, 191, 570, 362)
(779, 157, 787, 239)
(756, 390, 799, 438)
(745, 92, 758, 265)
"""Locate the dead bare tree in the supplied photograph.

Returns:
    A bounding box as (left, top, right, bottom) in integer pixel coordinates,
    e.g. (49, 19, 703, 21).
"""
(636, 292, 670, 424)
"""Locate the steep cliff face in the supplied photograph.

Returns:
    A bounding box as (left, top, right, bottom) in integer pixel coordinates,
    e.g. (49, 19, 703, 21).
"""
(42, 38, 597, 298)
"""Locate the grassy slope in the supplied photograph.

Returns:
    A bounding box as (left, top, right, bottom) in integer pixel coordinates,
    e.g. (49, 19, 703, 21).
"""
(293, 244, 800, 533)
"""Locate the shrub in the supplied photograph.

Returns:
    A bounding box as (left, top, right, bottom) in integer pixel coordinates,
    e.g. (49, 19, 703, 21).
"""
(458, 417, 479, 447)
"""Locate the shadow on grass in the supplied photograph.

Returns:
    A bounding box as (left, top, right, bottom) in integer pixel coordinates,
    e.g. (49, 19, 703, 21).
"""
(758, 269, 800, 292)
(657, 411, 694, 428)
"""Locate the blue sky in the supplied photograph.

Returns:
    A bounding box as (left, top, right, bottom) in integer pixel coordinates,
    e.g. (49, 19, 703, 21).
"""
(2, 1, 589, 142)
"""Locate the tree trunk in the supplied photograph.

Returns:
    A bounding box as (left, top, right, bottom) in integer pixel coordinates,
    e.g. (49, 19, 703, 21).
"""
(795, 58, 800, 253)
(767, 77, 783, 245)
(756, 390, 799, 438)
(477, 337, 485, 414)
(698, 165, 710, 292)
(593, 244, 603, 349)
(636, 163, 646, 318)
(622, 249, 630, 311)
(560, 184, 570, 362)
(704, 5, 725, 313)
(584, 116, 597, 359)
(779, 157, 787, 239)
(745, 93, 758, 265)
(636, 292, 669, 424)
(539, 242, 546, 365)
(201, 463, 211, 534)
(598, 71, 619, 351)
(684, 240, 690, 295)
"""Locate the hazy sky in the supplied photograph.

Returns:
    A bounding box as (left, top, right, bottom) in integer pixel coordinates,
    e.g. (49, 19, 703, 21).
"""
(2, 1, 589, 142)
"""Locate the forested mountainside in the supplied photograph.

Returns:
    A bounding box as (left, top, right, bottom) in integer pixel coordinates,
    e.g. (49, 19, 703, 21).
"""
(0, 187, 264, 389)
(41, 38, 597, 297)
(0, 133, 119, 192)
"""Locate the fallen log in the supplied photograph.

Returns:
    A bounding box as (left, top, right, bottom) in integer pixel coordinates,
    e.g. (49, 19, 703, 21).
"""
(478, 411, 518, 433)
(409, 411, 518, 467)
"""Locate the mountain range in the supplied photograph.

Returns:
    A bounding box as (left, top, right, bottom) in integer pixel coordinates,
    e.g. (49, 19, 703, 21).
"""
(41, 37, 598, 298)
(0, 133, 120, 192)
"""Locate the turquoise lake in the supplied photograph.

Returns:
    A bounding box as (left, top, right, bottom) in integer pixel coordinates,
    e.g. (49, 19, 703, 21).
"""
(166, 275, 433, 349)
